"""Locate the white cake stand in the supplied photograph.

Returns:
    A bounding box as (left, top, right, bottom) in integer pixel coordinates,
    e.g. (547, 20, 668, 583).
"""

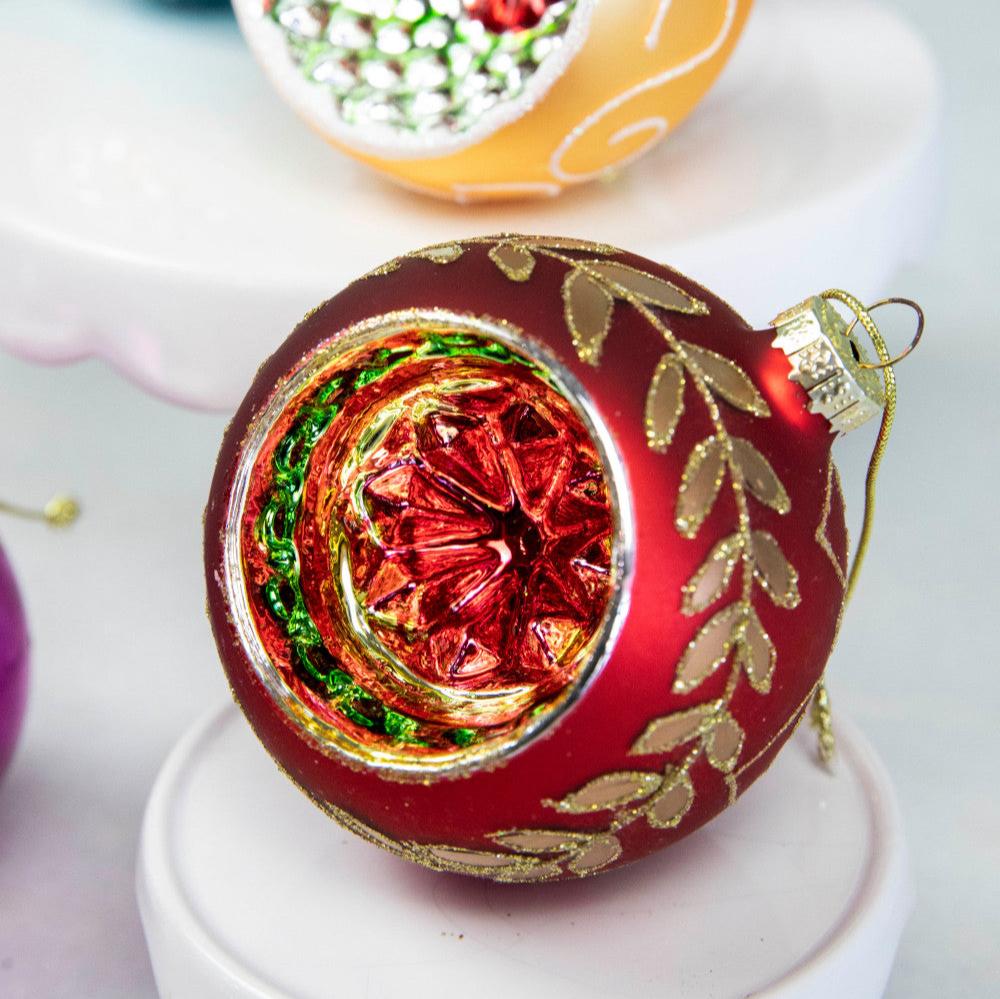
(137, 704, 912, 999)
(0, 0, 939, 411)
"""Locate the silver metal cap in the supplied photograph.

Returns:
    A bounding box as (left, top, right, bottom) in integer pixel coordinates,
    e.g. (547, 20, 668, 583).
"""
(770, 296, 885, 434)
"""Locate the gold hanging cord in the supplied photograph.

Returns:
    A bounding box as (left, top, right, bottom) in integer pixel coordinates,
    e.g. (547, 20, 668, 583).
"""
(824, 290, 923, 602)
(810, 290, 924, 763)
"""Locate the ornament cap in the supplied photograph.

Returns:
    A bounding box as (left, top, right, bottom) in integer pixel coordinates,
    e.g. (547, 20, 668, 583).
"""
(770, 296, 885, 434)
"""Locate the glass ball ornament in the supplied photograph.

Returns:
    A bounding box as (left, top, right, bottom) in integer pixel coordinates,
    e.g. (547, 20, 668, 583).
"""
(231, 0, 753, 201)
(0, 544, 28, 783)
(206, 234, 910, 881)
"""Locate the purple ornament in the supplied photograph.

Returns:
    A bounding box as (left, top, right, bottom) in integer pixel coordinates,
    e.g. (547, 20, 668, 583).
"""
(0, 542, 28, 781)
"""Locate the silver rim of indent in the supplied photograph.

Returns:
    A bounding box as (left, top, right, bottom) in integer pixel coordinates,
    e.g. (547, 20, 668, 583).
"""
(222, 307, 634, 779)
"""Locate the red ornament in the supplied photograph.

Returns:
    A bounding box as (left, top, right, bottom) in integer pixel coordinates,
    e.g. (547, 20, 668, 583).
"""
(206, 235, 888, 881)
(463, 1, 554, 32)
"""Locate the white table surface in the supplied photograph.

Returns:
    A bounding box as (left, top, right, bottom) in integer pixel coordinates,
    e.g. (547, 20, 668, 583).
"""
(0, 1, 997, 997)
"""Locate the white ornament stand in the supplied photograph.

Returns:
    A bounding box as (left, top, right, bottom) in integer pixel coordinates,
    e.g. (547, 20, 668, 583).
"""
(137, 704, 912, 999)
(0, 0, 939, 411)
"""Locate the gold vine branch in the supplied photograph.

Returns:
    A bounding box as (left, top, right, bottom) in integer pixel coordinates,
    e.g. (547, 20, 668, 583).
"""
(366, 237, 800, 880)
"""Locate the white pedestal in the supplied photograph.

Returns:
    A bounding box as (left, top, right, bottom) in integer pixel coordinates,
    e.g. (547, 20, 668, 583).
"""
(0, 0, 940, 411)
(137, 704, 913, 999)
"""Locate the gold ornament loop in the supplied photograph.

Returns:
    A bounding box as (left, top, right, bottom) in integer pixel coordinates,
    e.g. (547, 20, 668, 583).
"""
(841, 296, 925, 371)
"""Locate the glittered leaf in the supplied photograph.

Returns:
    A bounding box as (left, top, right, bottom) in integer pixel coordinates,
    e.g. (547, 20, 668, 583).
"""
(547, 771, 662, 814)
(413, 243, 465, 264)
(704, 713, 745, 773)
(492, 829, 590, 855)
(525, 236, 618, 255)
(817, 459, 848, 588)
(672, 604, 742, 694)
(489, 242, 536, 282)
(738, 607, 775, 693)
(645, 354, 685, 452)
(751, 530, 801, 609)
(564, 270, 614, 365)
(587, 261, 709, 315)
(366, 258, 401, 278)
(676, 436, 726, 538)
(644, 770, 694, 829)
(630, 700, 724, 755)
(731, 439, 791, 514)
(422, 846, 562, 882)
(682, 343, 771, 417)
(568, 835, 622, 875)
(498, 862, 564, 882)
(426, 846, 521, 869)
(681, 533, 742, 616)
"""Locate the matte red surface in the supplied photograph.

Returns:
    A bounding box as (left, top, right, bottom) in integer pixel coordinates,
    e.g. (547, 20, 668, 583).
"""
(205, 240, 847, 879)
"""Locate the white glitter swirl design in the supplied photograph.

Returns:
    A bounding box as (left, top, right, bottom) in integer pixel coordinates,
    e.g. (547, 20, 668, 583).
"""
(548, 0, 737, 183)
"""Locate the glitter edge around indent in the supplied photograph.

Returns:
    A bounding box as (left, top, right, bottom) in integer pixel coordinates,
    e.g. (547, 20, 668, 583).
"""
(221, 307, 634, 781)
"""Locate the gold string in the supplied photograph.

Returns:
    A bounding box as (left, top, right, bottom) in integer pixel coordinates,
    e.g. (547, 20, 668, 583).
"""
(0, 495, 79, 528)
(810, 682, 836, 766)
(807, 289, 922, 765)
(822, 289, 899, 604)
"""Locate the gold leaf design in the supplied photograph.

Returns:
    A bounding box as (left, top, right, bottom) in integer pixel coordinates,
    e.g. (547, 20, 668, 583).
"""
(491, 829, 589, 855)
(630, 700, 724, 755)
(499, 862, 565, 882)
(563, 269, 615, 365)
(568, 835, 622, 875)
(419, 846, 563, 883)
(426, 846, 517, 869)
(682, 342, 771, 417)
(547, 771, 662, 814)
(681, 533, 742, 616)
(817, 459, 848, 588)
(738, 607, 775, 693)
(704, 713, 745, 773)
(364, 258, 402, 278)
(731, 438, 791, 514)
(751, 530, 801, 609)
(587, 261, 709, 315)
(645, 354, 686, 453)
(676, 436, 726, 538)
(522, 236, 619, 255)
(644, 769, 694, 829)
(672, 604, 742, 694)
(489, 242, 536, 282)
(412, 243, 465, 264)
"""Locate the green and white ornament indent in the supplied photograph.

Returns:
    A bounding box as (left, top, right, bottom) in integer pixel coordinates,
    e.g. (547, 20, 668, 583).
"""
(235, 1, 593, 155)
